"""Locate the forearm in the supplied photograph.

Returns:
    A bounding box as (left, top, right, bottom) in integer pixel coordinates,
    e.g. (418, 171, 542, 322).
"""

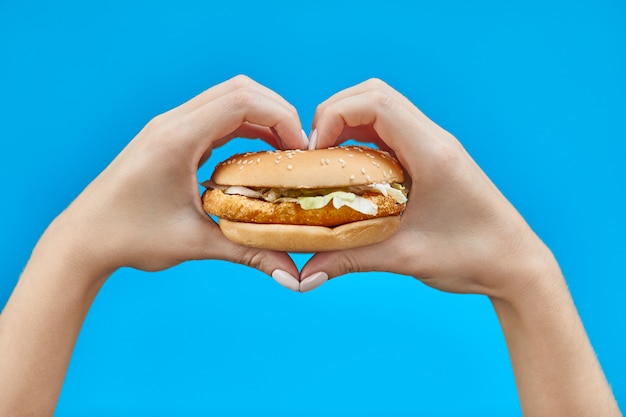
(491, 261, 621, 417)
(0, 217, 110, 416)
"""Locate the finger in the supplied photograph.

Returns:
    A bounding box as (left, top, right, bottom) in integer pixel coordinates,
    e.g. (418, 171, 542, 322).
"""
(190, 217, 301, 291)
(329, 125, 397, 155)
(299, 235, 408, 289)
(159, 87, 305, 163)
(312, 89, 432, 160)
(310, 78, 454, 156)
(310, 93, 458, 187)
(312, 78, 428, 135)
(198, 124, 280, 168)
(227, 245, 301, 292)
(215, 123, 282, 150)
(167, 75, 298, 123)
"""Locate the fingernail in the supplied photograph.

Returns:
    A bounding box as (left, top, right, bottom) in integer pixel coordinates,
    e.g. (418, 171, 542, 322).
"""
(300, 271, 328, 293)
(308, 129, 318, 150)
(301, 129, 309, 149)
(271, 269, 300, 292)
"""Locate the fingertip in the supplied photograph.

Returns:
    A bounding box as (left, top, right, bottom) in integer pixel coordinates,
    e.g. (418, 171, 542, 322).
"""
(272, 269, 301, 292)
(300, 252, 341, 283)
(300, 271, 328, 292)
(308, 129, 318, 150)
(300, 129, 309, 149)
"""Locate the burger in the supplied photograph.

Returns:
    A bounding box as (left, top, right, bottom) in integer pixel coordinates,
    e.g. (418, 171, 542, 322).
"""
(201, 145, 408, 252)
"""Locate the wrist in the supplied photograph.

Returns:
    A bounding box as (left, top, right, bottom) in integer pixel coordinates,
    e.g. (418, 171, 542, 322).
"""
(485, 223, 564, 306)
(488, 256, 568, 326)
(29, 210, 117, 291)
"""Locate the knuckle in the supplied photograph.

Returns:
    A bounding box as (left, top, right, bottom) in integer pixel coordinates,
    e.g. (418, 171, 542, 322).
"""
(230, 87, 254, 107)
(240, 248, 266, 271)
(145, 112, 167, 131)
(141, 115, 189, 154)
(229, 74, 253, 89)
(430, 140, 465, 174)
(366, 89, 395, 111)
(341, 252, 362, 275)
(313, 102, 327, 120)
(364, 77, 388, 90)
(282, 103, 298, 120)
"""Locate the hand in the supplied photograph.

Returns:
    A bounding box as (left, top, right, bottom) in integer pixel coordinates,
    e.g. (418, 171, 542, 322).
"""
(300, 79, 558, 299)
(44, 75, 305, 285)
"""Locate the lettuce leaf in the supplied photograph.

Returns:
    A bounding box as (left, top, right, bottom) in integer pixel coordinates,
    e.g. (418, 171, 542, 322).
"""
(298, 192, 378, 215)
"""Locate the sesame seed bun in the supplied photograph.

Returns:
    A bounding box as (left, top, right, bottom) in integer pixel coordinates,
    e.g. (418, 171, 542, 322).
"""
(203, 145, 407, 252)
(211, 145, 404, 188)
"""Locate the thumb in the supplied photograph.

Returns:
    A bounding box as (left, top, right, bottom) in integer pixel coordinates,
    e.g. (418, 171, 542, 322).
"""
(300, 241, 402, 292)
(226, 245, 302, 292)
(193, 219, 301, 292)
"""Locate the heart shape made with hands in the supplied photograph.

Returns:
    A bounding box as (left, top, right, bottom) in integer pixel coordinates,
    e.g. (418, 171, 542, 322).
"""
(124, 76, 520, 300)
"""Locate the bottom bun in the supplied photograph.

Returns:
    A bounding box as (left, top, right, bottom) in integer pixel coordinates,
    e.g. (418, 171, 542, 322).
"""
(218, 216, 401, 252)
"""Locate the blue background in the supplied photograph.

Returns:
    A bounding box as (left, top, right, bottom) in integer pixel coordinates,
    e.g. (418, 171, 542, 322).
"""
(1, 0, 624, 415)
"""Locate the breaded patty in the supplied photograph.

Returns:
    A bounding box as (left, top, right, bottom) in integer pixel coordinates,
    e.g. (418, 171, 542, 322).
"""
(202, 189, 406, 227)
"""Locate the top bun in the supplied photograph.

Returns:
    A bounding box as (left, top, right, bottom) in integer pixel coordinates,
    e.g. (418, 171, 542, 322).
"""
(211, 145, 404, 188)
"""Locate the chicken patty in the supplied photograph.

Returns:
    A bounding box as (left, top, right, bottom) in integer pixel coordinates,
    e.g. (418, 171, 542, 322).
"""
(202, 189, 405, 227)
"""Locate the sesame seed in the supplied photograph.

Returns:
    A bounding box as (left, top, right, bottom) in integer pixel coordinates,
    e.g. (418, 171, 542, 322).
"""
(257, 158, 261, 163)
(325, 158, 331, 165)
(348, 154, 354, 158)
(366, 153, 375, 158)
(338, 158, 345, 164)
(287, 154, 294, 159)
(275, 160, 280, 164)
(361, 167, 367, 174)
(371, 161, 381, 168)
(239, 166, 244, 170)
(287, 164, 293, 170)
(350, 175, 355, 181)
(366, 175, 371, 182)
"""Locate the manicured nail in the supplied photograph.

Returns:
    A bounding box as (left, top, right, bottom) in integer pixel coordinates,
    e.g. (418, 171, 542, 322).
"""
(301, 129, 309, 149)
(271, 269, 300, 292)
(300, 271, 328, 293)
(308, 129, 318, 150)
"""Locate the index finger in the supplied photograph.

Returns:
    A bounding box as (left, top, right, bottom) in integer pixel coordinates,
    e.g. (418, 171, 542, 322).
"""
(312, 88, 433, 164)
